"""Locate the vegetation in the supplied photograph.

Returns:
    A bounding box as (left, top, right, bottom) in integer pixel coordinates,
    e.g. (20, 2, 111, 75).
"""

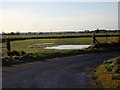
(2, 37, 119, 53)
(2, 38, 91, 53)
(1, 32, 120, 66)
(2, 49, 93, 66)
(93, 56, 120, 88)
(1, 32, 119, 43)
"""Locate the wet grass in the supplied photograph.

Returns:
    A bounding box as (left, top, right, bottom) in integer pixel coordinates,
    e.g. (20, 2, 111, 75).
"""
(2, 37, 118, 53)
(2, 38, 92, 53)
(1, 36, 119, 66)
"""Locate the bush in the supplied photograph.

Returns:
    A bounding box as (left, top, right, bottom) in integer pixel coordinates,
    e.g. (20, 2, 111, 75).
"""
(10, 51, 20, 56)
(19, 50, 26, 56)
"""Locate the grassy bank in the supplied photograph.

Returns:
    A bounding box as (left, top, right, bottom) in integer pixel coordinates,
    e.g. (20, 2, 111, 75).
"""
(2, 49, 94, 66)
(93, 56, 120, 88)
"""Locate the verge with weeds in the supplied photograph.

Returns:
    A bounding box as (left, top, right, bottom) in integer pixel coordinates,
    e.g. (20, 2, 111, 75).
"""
(93, 56, 120, 88)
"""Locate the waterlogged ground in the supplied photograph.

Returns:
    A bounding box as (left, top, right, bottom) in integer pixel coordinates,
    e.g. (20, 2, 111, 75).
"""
(45, 45, 90, 49)
(2, 52, 120, 88)
(2, 37, 118, 53)
(28, 43, 90, 49)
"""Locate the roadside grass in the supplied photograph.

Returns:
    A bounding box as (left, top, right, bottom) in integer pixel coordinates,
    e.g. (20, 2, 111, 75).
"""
(2, 49, 92, 66)
(93, 56, 120, 88)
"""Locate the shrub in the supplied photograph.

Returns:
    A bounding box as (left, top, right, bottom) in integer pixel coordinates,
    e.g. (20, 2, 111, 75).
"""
(10, 51, 20, 56)
(19, 50, 26, 56)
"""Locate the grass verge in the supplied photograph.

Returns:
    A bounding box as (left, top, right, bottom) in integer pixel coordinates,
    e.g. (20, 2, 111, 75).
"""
(93, 56, 120, 88)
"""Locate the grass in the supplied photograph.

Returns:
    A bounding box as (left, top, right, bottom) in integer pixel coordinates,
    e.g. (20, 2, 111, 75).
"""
(93, 56, 120, 88)
(2, 37, 119, 53)
(1, 33, 119, 43)
(2, 38, 92, 53)
(2, 33, 119, 39)
(1, 49, 93, 66)
(1, 36, 120, 66)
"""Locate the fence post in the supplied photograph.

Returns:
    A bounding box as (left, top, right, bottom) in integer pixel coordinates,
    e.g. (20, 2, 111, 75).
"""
(6, 39, 11, 56)
(92, 33, 96, 45)
(105, 34, 107, 43)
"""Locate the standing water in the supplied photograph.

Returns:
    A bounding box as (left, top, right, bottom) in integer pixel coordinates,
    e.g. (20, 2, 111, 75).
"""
(45, 45, 90, 49)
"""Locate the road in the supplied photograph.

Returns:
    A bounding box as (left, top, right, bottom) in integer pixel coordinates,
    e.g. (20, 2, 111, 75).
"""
(2, 52, 120, 88)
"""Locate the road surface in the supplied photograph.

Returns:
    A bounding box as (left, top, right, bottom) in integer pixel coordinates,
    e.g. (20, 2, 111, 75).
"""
(2, 52, 120, 88)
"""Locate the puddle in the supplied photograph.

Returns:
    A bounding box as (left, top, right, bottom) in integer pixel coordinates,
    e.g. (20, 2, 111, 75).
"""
(45, 45, 90, 49)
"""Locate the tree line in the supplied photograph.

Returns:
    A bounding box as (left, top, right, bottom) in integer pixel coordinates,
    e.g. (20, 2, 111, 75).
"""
(1, 29, 119, 35)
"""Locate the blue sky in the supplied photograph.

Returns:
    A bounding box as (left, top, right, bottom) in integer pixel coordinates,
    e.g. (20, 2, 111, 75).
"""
(1, 2, 118, 32)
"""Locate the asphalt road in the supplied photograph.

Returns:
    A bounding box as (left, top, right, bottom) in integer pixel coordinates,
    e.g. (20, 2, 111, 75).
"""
(2, 52, 120, 88)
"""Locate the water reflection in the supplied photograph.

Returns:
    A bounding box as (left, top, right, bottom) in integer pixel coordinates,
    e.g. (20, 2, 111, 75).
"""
(45, 45, 90, 49)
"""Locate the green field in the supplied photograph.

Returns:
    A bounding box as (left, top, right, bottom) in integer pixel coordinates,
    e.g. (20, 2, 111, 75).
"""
(1, 35, 119, 66)
(2, 33, 91, 39)
(2, 38, 90, 53)
(1, 32, 119, 41)
(2, 37, 119, 53)
(1, 33, 117, 38)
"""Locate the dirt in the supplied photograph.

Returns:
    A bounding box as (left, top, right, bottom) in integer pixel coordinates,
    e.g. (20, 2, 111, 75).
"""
(2, 51, 120, 88)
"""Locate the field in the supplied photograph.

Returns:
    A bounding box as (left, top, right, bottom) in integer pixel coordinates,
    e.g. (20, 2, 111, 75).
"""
(1, 33, 119, 43)
(2, 37, 119, 53)
(1, 33, 119, 39)
(1, 33, 119, 66)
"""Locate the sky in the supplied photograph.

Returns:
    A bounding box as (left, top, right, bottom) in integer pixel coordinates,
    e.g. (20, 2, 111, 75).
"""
(0, 2, 118, 32)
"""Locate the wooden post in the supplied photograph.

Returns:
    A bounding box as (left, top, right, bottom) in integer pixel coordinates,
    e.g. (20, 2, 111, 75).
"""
(92, 33, 96, 44)
(105, 34, 107, 43)
(6, 39, 11, 55)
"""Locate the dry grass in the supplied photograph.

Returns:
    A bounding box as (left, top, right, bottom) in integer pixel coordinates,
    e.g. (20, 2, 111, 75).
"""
(93, 57, 120, 88)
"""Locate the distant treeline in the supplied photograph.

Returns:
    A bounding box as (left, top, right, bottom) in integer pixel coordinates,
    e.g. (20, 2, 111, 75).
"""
(1, 29, 119, 35)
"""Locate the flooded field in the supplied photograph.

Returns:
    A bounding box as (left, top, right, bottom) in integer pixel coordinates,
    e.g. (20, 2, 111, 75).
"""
(45, 45, 90, 49)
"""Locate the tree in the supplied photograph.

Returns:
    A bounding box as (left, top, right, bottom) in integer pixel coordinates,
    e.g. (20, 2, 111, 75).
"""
(10, 32, 15, 35)
(95, 28, 99, 33)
